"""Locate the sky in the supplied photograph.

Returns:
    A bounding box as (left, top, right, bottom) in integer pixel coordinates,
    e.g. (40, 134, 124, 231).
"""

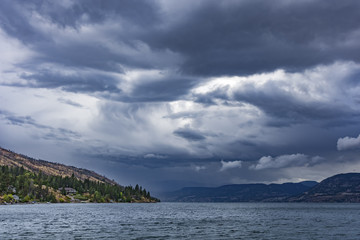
(1, 0, 360, 193)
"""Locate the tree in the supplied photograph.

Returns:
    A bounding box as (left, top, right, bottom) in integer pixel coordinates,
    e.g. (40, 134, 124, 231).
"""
(23, 195, 31, 202)
(3, 194, 14, 203)
(61, 187, 66, 196)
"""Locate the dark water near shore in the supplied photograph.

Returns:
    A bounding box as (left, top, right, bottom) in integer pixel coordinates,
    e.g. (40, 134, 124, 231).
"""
(1, 202, 360, 239)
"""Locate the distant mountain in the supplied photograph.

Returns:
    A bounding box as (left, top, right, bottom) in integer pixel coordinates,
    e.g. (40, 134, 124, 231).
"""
(288, 173, 360, 202)
(162, 173, 360, 203)
(161, 181, 318, 202)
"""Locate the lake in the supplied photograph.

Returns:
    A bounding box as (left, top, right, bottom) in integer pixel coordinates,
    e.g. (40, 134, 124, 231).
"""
(1, 202, 360, 239)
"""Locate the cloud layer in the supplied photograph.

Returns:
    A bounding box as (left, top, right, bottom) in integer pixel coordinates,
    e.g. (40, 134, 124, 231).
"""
(1, 0, 360, 191)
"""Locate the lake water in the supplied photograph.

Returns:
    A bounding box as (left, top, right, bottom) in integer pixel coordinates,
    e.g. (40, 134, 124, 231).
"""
(1, 202, 360, 239)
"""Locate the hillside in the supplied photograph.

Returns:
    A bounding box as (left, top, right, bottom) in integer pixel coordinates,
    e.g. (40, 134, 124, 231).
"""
(0, 147, 158, 204)
(160, 181, 318, 202)
(288, 173, 360, 202)
(0, 147, 116, 185)
(161, 173, 360, 203)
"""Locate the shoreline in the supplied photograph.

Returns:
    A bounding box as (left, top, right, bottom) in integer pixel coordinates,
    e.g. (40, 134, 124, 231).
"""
(0, 200, 159, 205)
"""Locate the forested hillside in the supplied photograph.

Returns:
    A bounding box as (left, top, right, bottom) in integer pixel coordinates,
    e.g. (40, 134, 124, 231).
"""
(0, 165, 158, 204)
(288, 173, 360, 202)
(0, 147, 159, 204)
(0, 147, 116, 184)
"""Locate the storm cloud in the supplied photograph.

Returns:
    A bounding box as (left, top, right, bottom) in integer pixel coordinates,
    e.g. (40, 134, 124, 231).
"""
(150, 0, 360, 76)
(173, 128, 206, 142)
(1, 0, 360, 191)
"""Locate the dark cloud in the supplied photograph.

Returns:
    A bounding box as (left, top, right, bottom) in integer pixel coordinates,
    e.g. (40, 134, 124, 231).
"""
(20, 71, 121, 93)
(0, 110, 81, 141)
(0, 110, 48, 129)
(173, 128, 206, 142)
(6, 115, 36, 127)
(0, 0, 163, 78)
(193, 65, 360, 129)
(2, 0, 360, 93)
(0, 0, 41, 42)
(58, 98, 83, 108)
(34, 44, 125, 73)
(193, 87, 230, 106)
(36, 0, 160, 28)
(0, 0, 159, 39)
(232, 83, 354, 122)
(79, 150, 207, 169)
(164, 110, 205, 120)
(1, 0, 360, 191)
(125, 76, 198, 102)
(194, 85, 351, 125)
(149, 0, 360, 76)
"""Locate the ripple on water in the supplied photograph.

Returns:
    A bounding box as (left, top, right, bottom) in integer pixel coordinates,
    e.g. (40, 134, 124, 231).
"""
(0, 203, 360, 239)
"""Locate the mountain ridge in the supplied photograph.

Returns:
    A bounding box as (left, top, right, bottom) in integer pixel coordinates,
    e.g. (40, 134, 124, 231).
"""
(288, 172, 360, 202)
(160, 172, 360, 202)
(160, 181, 318, 202)
(0, 147, 117, 185)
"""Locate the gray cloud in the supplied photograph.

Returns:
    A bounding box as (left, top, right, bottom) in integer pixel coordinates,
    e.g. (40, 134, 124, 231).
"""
(58, 98, 83, 108)
(37, 0, 160, 28)
(250, 154, 323, 170)
(173, 128, 206, 142)
(0, 109, 81, 142)
(1, 0, 360, 191)
(0, 0, 174, 97)
(193, 64, 360, 131)
(20, 70, 122, 93)
(0, 0, 159, 40)
(220, 160, 242, 172)
(122, 75, 198, 102)
(143, 153, 167, 159)
(337, 134, 360, 151)
(193, 165, 206, 172)
(149, 0, 360, 76)
(235, 85, 340, 120)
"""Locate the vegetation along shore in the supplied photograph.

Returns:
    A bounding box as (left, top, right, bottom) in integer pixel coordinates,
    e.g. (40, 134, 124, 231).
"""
(0, 147, 159, 204)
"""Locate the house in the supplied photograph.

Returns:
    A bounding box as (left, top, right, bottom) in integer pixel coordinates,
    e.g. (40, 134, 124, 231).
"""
(58, 187, 77, 195)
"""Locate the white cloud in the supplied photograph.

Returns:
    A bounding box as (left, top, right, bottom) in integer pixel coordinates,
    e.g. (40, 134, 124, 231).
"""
(337, 134, 360, 151)
(0, 29, 35, 86)
(143, 153, 168, 159)
(250, 154, 323, 170)
(192, 62, 360, 111)
(193, 165, 206, 172)
(220, 160, 242, 171)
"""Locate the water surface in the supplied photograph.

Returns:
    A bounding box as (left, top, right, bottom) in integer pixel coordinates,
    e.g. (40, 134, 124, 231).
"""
(1, 202, 360, 239)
